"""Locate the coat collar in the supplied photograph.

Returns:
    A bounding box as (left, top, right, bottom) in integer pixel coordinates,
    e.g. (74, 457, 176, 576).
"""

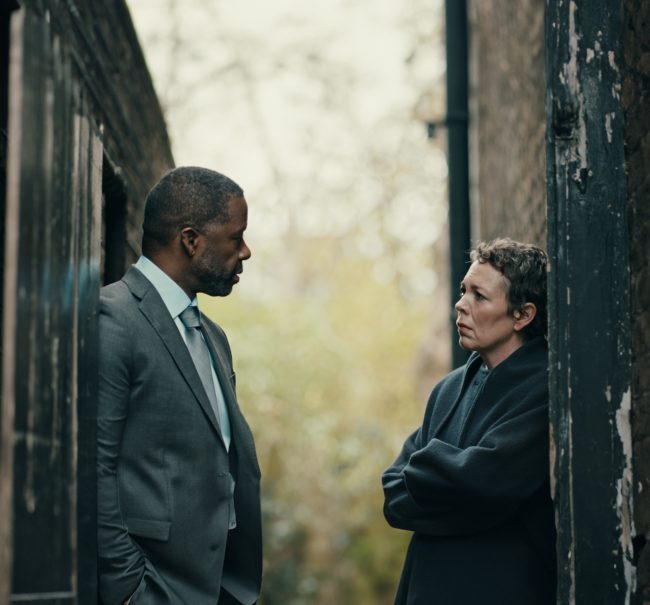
(430, 336, 548, 441)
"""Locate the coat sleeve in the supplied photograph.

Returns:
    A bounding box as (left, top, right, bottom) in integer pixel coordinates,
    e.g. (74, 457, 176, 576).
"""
(382, 397, 550, 536)
(97, 296, 146, 605)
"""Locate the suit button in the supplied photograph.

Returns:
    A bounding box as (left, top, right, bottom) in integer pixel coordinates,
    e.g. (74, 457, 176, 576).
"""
(210, 544, 218, 551)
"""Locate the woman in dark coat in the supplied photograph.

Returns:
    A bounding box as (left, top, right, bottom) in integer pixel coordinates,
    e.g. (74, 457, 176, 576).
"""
(382, 238, 556, 605)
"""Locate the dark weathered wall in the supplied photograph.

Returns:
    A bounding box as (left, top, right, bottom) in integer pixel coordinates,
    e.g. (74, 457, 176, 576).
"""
(1, 1, 173, 602)
(467, 0, 547, 246)
(2, 10, 103, 601)
(51, 0, 175, 262)
(546, 0, 635, 601)
(622, 1, 650, 602)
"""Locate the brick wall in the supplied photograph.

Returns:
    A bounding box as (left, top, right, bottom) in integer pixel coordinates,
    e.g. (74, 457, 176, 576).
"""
(622, 0, 650, 601)
(467, 0, 546, 248)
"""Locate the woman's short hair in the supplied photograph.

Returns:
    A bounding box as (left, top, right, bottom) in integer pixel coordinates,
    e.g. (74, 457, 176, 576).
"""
(470, 238, 548, 339)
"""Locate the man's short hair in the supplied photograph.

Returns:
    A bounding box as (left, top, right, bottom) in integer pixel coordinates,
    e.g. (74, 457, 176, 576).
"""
(470, 237, 548, 339)
(142, 166, 243, 248)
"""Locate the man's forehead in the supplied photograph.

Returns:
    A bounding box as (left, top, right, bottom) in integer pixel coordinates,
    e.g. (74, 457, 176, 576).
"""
(208, 196, 247, 227)
(227, 195, 247, 216)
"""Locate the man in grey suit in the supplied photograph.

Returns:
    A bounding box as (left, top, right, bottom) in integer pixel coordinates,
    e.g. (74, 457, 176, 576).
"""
(98, 167, 262, 605)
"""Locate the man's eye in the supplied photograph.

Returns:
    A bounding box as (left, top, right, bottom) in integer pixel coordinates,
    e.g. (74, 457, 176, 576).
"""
(475, 292, 484, 300)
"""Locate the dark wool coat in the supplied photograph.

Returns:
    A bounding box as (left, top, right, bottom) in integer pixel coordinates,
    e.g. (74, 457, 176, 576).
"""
(382, 337, 556, 605)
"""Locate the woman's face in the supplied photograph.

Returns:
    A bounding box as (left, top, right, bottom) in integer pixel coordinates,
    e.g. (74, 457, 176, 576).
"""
(455, 260, 524, 368)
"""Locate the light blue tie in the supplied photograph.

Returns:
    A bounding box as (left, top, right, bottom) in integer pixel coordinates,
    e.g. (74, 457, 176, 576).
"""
(179, 305, 236, 529)
(179, 305, 231, 449)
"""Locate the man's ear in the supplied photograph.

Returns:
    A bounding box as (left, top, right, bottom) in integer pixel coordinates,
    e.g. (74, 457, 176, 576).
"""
(513, 302, 537, 332)
(180, 227, 200, 257)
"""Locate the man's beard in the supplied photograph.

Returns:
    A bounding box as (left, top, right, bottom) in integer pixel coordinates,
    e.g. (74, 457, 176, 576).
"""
(191, 256, 237, 297)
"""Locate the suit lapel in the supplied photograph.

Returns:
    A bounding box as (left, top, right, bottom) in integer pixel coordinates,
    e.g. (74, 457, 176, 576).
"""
(202, 322, 260, 473)
(123, 267, 225, 444)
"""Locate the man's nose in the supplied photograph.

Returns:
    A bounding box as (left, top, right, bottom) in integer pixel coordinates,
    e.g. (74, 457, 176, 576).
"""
(240, 241, 252, 260)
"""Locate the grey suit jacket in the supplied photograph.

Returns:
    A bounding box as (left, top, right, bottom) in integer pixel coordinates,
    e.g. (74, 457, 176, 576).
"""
(98, 267, 262, 605)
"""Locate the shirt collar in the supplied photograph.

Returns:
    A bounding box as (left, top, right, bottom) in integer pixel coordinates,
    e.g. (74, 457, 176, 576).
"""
(134, 255, 197, 319)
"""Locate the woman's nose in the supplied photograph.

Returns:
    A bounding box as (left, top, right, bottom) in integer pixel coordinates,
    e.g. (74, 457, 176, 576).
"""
(454, 295, 465, 313)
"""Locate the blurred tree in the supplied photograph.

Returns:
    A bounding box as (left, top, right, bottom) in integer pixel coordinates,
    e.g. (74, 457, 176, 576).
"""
(201, 238, 447, 604)
(127, 1, 449, 602)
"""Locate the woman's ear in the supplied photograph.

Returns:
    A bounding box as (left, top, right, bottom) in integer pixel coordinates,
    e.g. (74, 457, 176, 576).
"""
(513, 302, 537, 332)
(180, 227, 199, 257)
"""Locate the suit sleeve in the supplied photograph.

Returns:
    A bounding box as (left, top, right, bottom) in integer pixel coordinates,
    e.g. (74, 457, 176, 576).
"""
(97, 298, 146, 605)
(382, 397, 550, 536)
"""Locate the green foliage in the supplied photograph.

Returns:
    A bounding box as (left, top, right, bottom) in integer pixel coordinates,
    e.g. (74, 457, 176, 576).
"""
(201, 246, 444, 605)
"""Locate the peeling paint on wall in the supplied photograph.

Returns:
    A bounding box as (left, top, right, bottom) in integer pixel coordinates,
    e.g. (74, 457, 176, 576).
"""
(615, 388, 636, 603)
(606, 112, 615, 143)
